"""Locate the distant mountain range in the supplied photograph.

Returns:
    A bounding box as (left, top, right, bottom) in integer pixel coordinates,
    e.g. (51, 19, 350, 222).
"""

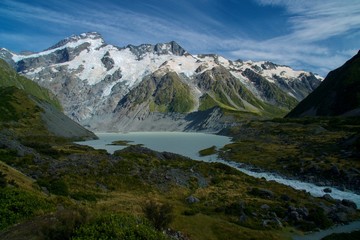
(0, 32, 322, 131)
(287, 50, 360, 117)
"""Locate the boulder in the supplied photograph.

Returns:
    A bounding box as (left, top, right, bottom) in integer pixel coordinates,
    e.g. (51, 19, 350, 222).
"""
(249, 188, 275, 199)
(280, 194, 291, 201)
(186, 195, 200, 204)
(273, 217, 283, 228)
(289, 210, 301, 221)
(322, 194, 335, 202)
(297, 207, 309, 218)
(239, 213, 247, 223)
(332, 212, 349, 223)
(341, 199, 357, 209)
(261, 204, 270, 210)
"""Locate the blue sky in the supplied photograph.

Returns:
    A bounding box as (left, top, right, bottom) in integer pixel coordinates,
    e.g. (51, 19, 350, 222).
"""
(0, 0, 359, 76)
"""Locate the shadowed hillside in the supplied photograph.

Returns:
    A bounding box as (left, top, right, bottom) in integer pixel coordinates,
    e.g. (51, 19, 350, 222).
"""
(287, 51, 360, 117)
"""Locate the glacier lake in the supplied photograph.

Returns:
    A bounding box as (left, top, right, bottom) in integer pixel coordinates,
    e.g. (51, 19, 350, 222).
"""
(76, 132, 360, 208)
(75, 132, 232, 161)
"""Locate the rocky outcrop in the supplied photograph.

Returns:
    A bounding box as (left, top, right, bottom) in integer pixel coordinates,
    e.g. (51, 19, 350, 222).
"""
(36, 99, 97, 140)
(242, 68, 299, 109)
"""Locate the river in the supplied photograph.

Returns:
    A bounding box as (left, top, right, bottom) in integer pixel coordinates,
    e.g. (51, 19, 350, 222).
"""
(76, 132, 360, 207)
(76, 132, 360, 239)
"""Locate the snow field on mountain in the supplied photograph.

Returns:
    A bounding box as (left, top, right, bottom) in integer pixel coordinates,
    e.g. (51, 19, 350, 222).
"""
(0, 32, 323, 128)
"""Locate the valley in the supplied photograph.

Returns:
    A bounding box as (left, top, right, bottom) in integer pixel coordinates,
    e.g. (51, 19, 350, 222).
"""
(0, 34, 359, 240)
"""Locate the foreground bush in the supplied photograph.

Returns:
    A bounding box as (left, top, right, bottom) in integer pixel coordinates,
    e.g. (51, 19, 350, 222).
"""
(0, 187, 52, 230)
(142, 200, 174, 231)
(72, 214, 168, 240)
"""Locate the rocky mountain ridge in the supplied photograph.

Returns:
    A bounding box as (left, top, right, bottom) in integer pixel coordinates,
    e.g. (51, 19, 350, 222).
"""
(287, 50, 360, 117)
(0, 32, 322, 131)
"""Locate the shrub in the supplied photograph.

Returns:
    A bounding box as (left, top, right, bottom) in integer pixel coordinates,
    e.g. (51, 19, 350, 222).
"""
(307, 207, 332, 229)
(72, 214, 168, 240)
(0, 149, 17, 166)
(142, 200, 174, 231)
(40, 208, 89, 240)
(0, 187, 52, 230)
(36, 178, 69, 196)
(0, 171, 7, 188)
(70, 192, 97, 202)
(182, 208, 199, 216)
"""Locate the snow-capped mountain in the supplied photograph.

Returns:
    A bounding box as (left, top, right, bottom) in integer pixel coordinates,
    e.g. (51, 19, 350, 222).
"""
(0, 32, 322, 131)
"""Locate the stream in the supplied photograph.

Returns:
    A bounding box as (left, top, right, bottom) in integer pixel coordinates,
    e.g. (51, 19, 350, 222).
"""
(76, 132, 360, 239)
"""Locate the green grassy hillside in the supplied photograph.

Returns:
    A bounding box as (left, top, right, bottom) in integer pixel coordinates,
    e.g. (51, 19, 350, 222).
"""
(197, 66, 292, 117)
(118, 71, 196, 113)
(0, 59, 62, 111)
(0, 60, 96, 140)
(0, 86, 50, 136)
(3, 140, 357, 240)
(153, 72, 195, 113)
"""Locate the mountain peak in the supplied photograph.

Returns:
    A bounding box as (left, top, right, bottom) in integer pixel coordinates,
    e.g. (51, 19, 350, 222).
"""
(126, 40, 187, 59)
(154, 41, 187, 56)
(46, 32, 104, 51)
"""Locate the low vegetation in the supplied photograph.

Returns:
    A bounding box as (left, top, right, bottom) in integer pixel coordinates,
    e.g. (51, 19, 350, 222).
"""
(0, 59, 62, 111)
(199, 146, 217, 156)
(0, 58, 359, 239)
(322, 230, 360, 240)
(108, 140, 134, 146)
(0, 186, 53, 231)
(142, 200, 174, 231)
(220, 117, 360, 193)
(1, 135, 359, 239)
(73, 214, 169, 240)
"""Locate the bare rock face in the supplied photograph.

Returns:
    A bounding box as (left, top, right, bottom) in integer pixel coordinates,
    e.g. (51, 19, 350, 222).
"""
(1, 32, 322, 132)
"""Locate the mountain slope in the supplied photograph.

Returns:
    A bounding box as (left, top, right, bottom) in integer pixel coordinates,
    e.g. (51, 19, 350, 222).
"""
(287, 51, 360, 117)
(0, 59, 62, 111)
(0, 60, 96, 140)
(0, 32, 322, 131)
(117, 71, 196, 114)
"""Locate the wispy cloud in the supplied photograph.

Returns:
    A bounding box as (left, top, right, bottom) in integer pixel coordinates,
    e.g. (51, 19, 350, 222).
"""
(0, 0, 221, 51)
(257, 0, 360, 42)
(0, 0, 358, 76)
(229, 0, 360, 75)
